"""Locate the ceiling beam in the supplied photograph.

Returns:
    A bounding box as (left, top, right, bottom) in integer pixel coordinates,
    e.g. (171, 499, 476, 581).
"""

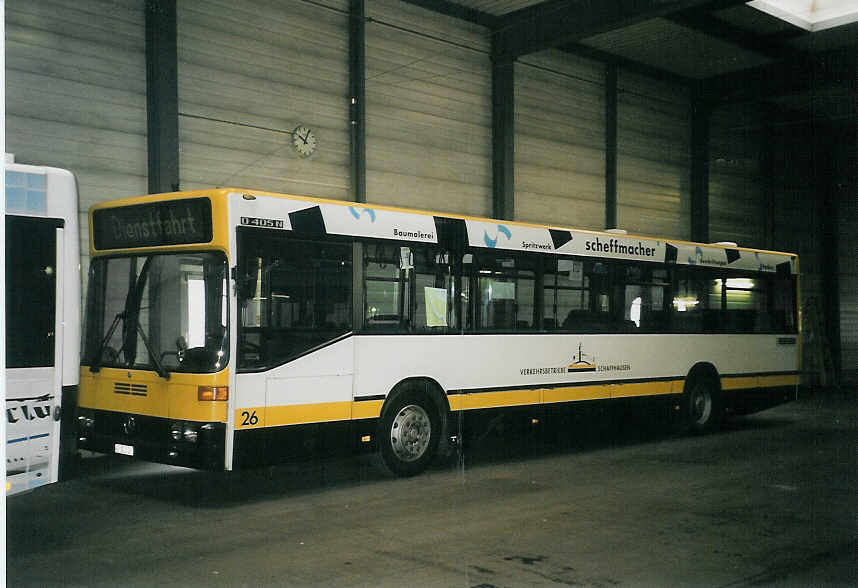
(701, 46, 857, 104)
(396, 0, 498, 28)
(563, 43, 693, 86)
(760, 27, 811, 44)
(492, 0, 747, 61)
(665, 9, 803, 61)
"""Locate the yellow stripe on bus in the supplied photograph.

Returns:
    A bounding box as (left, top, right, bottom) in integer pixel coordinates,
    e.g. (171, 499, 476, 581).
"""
(720, 376, 759, 391)
(609, 379, 676, 399)
(543, 384, 612, 404)
(236, 399, 386, 429)
(352, 399, 384, 420)
(757, 373, 799, 388)
(233, 374, 796, 430)
(460, 389, 542, 411)
(721, 373, 799, 391)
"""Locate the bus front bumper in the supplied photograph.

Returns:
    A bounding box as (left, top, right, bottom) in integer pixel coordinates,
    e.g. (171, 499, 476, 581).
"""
(77, 409, 225, 470)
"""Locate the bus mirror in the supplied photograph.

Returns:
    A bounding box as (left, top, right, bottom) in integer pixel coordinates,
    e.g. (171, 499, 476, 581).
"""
(236, 273, 255, 300)
(399, 247, 413, 270)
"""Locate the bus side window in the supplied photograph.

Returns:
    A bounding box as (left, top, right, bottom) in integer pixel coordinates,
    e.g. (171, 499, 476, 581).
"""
(560, 260, 612, 332)
(471, 253, 536, 332)
(364, 243, 408, 331)
(363, 243, 458, 333)
(722, 274, 765, 333)
(544, 258, 589, 331)
(672, 266, 705, 332)
(769, 274, 796, 333)
(237, 231, 352, 369)
(413, 248, 455, 332)
(617, 264, 670, 332)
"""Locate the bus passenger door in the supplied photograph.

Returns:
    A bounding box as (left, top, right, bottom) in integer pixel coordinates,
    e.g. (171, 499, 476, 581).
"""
(5, 218, 63, 495)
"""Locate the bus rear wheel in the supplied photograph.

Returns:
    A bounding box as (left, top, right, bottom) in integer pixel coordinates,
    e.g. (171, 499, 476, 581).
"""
(379, 392, 440, 477)
(685, 376, 723, 434)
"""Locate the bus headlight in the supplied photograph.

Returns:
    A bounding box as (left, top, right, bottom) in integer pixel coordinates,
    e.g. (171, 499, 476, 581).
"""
(170, 422, 183, 441)
(183, 424, 199, 443)
(78, 415, 95, 429)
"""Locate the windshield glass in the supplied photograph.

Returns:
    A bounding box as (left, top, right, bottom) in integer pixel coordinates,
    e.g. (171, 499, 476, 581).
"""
(83, 251, 229, 374)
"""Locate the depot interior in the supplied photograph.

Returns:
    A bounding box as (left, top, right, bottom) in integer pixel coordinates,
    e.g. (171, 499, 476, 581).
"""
(6, 0, 856, 386)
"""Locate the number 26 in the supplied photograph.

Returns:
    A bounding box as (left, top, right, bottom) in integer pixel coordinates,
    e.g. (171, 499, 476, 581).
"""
(240, 410, 259, 426)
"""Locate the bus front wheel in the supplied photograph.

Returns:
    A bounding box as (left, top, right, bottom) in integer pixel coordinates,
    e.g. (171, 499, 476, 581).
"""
(378, 391, 440, 477)
(684, 375, 723, 434)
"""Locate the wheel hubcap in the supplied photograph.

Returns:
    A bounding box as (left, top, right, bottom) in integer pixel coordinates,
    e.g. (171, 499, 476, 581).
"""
(692, 384, 712, 425)
(390, 405, 431, 463)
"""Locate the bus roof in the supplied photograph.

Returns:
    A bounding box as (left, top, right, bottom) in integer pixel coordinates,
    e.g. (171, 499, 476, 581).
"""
(89, 188, 798, 272)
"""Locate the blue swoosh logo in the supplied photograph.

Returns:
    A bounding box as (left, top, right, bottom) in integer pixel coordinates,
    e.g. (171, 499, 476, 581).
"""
(348, 207, 376, 222)
(484, 224, 512, 248)
(688, 246, 704, 264)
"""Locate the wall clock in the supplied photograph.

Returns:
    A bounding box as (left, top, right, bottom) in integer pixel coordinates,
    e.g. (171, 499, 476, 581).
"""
(292, 125, 317, 158)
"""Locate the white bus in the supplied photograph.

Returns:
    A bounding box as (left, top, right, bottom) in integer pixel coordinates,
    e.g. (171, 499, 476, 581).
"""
(78, 189, 798, 476)
(5, 158, 80, 494)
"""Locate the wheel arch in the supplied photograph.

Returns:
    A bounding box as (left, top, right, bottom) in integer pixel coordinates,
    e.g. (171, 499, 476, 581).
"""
(683, 362, 722, 394)
(379, 376, 449, 422)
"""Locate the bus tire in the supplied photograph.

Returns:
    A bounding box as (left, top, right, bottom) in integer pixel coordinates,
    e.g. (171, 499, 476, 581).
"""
(378, 390, 440, 477)
(684, 373, 723, 434)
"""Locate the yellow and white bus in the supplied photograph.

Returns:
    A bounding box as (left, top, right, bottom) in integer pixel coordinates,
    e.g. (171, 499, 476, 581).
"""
(78, 189, 799, 476)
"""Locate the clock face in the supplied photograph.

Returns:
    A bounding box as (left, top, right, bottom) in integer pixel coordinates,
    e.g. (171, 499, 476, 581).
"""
(292, 125, 317, 158)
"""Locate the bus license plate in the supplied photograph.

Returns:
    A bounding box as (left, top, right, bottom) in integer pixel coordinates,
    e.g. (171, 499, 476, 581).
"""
(114, 443, 134, 456)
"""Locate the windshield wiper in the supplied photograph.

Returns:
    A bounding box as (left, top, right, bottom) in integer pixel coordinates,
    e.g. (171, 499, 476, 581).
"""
(89, 312, 124, 373)
(133, 320, 170, 380)
(89, 256, 169, 379)
(88, 310, 170, 379)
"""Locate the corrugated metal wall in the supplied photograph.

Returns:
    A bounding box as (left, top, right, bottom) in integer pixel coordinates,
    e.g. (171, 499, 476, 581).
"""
(832, 128, 857, 385)
(838, 166, 857, 383)
(365, 0, 492, 216)
(5, 0, 147, 286)
(515, 50, 605, 230)
(6, 0, 848, 383)
(177, 0, 351, 199)
(770, 122, 824, 383)
(708, 103, 765, 248)
(617, 71, 690, 240)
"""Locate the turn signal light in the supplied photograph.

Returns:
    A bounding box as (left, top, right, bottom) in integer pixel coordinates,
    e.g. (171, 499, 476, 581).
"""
(198, 386, 229, 401)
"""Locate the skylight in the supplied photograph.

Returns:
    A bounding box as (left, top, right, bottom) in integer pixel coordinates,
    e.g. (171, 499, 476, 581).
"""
(747, 0, 858, 31)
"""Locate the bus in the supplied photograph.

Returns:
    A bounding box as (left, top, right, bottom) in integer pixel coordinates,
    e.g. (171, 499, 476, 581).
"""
(5, 158, 80, 494)
(77, 189, 799, 476)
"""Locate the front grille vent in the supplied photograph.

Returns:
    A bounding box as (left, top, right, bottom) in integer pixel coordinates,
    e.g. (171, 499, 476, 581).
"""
(114, 382, 148, 397)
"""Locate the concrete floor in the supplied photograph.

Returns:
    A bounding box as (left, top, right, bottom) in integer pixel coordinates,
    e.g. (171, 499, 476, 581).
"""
(7, 393, 856, 587)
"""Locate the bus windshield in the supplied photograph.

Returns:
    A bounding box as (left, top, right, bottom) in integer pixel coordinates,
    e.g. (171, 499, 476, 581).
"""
(83, 251, 229, 375)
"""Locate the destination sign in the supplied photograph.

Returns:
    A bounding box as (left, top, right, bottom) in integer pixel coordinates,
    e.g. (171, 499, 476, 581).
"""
(92, 197, 213, 250)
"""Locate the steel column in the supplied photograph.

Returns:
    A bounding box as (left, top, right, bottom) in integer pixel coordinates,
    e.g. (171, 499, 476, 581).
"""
(605, 64, 618, 229)
(820, 125, 845, 385)
(690, 88, 710, 243)
(761, 110, 775, 249)
(349, 0, 367, 204)
(491, 42, 515, 221)
(145, 0, 179, 194)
